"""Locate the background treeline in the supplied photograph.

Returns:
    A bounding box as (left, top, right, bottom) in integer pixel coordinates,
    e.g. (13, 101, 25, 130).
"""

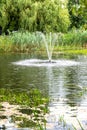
(0, 0, 87, 33)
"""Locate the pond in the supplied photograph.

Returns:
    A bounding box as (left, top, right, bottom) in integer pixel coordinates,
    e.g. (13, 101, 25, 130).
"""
(0, 53, 87, 130)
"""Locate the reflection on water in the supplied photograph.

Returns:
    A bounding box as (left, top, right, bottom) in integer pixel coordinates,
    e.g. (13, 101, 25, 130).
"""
(0, 54, 87, 129)
(46, 66, 83, 107)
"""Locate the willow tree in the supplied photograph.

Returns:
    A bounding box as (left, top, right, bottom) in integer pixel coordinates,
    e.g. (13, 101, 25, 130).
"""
(36, 0, 70, 32)
(0, 0, 40, 32)
(0, 0, 70, 32)
(68, 0, 87, 29)
(0, 0, 8, 31)
(0, 0, 21, 32)
(19, 1, 39, 31)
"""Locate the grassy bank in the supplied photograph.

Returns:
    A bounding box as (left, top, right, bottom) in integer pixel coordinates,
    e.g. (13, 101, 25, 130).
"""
(0, 30, 87, 54)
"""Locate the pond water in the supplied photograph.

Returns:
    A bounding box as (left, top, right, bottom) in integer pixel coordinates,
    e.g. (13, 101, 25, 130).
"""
(0, 53, 87, 130)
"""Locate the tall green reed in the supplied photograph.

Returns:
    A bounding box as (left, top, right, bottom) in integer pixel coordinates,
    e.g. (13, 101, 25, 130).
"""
(58, 30, 87, 47)
(0, 30, 87, 53)
(10, 31, 43, 52)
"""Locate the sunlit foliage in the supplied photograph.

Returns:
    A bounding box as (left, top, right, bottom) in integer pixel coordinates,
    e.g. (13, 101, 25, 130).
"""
(0, 0, 70, 33)
(68, 0, 87, 29)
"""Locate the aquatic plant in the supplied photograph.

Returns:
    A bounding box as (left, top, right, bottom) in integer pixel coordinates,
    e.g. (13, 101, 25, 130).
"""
(72, 119, 85, 130)
(10, 31, 43, 53)
(0, 88, 49, 129)
(0, 30, 87, 54)
(58, 30, 87, 47)
(0, 88, 49, 107)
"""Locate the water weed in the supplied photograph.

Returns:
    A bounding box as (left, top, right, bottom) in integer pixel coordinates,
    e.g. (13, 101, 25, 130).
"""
(0, 88, 49, 129)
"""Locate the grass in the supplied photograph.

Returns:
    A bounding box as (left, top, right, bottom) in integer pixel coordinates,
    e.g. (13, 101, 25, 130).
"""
(72, 119, 85, 130)
(58, 116, 86, 130)
(57, 47, 87, 55)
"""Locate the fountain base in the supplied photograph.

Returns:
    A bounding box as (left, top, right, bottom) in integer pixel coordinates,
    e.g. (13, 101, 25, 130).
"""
(12, 59, 79, 67)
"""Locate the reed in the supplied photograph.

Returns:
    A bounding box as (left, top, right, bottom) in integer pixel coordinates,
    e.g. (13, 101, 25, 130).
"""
(58, 30, 87, 47)
(0, 30, 87, 53)
(10, 31, 43, 52)
(10, 30, 87, 52)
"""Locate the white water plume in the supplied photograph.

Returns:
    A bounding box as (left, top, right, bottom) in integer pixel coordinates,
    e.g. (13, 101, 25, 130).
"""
(36, 32, 58, 62)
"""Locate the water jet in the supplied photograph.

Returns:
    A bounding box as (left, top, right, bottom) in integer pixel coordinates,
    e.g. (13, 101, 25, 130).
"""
(37, 32, 58, 62)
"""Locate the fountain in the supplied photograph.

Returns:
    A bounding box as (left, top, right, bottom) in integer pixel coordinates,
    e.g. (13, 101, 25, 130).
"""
(12, 32, 79, 67)
(38, 32, 58, 62)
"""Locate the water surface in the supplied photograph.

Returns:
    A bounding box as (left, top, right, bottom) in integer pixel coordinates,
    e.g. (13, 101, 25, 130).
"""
(0, 53, 87, 129)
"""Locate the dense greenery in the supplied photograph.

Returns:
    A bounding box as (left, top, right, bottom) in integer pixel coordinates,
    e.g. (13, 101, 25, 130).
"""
(0, 88, 49, 106)
(0, 0, 86, 52)
(0, 30, 87, 53)
(68, 0, 87, 29)
(0, 1, 87, 129)
(0, 0, 86, 33)
(0, 88, 49, 128)
(0, 0, 69, 33)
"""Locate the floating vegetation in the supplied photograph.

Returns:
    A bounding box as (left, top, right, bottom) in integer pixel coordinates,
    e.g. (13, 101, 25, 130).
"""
(0, 88, 49, 129)
(0, 88, 49, 106)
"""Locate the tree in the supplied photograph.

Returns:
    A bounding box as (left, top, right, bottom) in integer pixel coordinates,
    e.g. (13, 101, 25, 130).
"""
(0, 0, 20, 32)
(68, 0, 87, 29)
(0, 0, 70, 32)
(36, 0, 70, 32)
(19, 0, 38, 31)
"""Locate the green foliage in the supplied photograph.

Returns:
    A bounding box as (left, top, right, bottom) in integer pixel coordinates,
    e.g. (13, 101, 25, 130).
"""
(58, 30, 87, 47)
(19, 1, 38, 31)
(0, 88, 49, 129)
(0, 35, 13, 52)
(10, 31, 43, 52)
(0, 30, 87, 53)
(0, 0, 30, 31)
(36, 0, 70, 32)
(0, 88, 49, 107)
(0, 0, 87, 32)
(0, 0, 70, 32)
(68, 0, 87, 29)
